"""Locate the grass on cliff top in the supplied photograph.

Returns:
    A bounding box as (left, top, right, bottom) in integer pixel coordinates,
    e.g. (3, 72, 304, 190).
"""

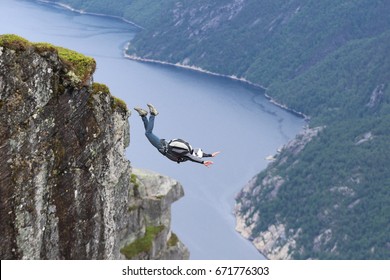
(0, 34, 30, 50)
(56, 46, 96, 82)
(92, 82, 128, 112)
(0, 34, 96, 83)
(120, 225, 165, 259)
(1, 34, 126, 111)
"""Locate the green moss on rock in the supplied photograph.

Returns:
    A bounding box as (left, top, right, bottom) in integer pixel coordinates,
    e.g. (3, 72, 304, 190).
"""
(34, 42, 58, 53)
(0, 34, 30, 51)
(167, 233, 179, 247)
(112, 96, 128, 112)
(56, 46, 96, 83)
(0, 34, 96, 84)
(120, 225, 165, 259)
(1, 34, 127, 113)
(92, 82, 110, 95)
(130, 173, 140, 197)
(91, 82, 128, 113)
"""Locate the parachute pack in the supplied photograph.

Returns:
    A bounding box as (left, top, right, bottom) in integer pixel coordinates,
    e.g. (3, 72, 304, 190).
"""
(165, 139, 192, 163)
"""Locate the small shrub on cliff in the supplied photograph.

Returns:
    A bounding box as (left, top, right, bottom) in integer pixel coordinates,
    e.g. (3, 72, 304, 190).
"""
(130, 173, 140, 197)
(167, 233, 179, 247)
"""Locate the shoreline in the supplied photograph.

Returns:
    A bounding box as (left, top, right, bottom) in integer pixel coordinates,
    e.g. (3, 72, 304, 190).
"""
(34, 0, 308, 121)
(123, 43, 268, 92)
(235, 212, 270, 260)
(35, 0, 144, 29)
(125, 51, 309, 121)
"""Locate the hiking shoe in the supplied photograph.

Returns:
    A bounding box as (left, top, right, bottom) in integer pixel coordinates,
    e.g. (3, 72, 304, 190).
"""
(147, 103, 159, 116)
(134, 107, 148, 117)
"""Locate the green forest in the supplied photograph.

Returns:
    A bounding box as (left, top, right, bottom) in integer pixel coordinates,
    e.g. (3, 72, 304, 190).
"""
(44, 0, 390, 259)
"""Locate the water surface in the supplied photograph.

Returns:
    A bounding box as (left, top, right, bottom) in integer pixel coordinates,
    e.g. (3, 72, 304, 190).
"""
(0, 0, 305, 259)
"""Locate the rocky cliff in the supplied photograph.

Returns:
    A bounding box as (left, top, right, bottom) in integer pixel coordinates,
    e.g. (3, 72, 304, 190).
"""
(235, 127, 323, 259)
(0, 34, 188, 260)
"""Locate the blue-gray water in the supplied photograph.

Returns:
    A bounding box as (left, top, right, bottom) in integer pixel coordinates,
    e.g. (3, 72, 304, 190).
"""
(1, 0, 305, 259)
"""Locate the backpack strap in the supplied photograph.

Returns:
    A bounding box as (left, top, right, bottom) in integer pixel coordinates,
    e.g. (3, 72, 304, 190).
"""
(158, 139, 168, 155)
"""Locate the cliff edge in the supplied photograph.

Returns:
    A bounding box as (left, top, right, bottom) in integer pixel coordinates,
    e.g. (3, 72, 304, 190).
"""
(0, 34, 188, 259)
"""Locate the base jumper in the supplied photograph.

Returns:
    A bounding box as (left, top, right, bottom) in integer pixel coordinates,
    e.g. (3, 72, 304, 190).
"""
(134, 104, 220, 167)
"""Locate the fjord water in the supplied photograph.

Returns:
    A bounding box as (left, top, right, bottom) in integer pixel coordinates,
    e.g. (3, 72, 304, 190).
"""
(1, 0, 305, 259)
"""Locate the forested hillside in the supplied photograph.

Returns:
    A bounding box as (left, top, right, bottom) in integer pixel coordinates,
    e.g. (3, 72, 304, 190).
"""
(43, 0, 390, 259)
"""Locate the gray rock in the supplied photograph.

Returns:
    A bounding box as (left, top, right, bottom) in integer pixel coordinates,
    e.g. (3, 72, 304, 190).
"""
(0, 35, 188, 260)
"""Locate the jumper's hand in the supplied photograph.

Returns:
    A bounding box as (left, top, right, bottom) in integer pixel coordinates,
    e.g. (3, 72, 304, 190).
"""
(211, 151, 221, 157)
(203, 161, 214, 167)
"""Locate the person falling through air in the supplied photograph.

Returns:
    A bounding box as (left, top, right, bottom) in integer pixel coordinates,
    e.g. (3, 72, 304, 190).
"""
(134, 104, 220, 167)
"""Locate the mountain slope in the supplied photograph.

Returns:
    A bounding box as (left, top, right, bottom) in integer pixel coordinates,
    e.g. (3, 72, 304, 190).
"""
(42, 0, 390, 259)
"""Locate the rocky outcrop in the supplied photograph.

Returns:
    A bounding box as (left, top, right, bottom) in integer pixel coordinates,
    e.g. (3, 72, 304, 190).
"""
(235, 127, 323, 259)
(124, 169, 189, 260)
(366, 84, 385, 109)
(0, 34, 188, 260)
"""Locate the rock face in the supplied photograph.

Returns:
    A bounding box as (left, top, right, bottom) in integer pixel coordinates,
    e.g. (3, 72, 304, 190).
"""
(125, 169, 189, 260)
(0, 34, 188, 260)
(235, 127, 323, 259)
